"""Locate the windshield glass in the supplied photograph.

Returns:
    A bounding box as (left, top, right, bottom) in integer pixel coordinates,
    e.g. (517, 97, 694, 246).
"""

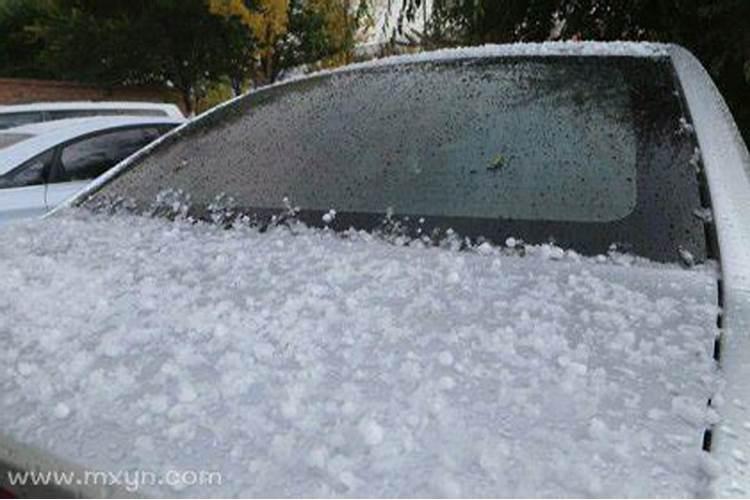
(257, 61, 635, 222)
(85, 56, 707, 263)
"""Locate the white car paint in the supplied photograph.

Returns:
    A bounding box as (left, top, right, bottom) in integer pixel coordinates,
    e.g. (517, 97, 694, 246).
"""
(0, 116, 184, 225)
(670, 45, 750, 498)
(0, 182, 90, 223)
(0, 101, 184, 129)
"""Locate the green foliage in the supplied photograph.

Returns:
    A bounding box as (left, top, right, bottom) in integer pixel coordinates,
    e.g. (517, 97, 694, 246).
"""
(278, 0, 371, 74)
(0, 0, 369, 112)
(210, 0, 370, 84)
(0, 0, 52, 78)
(0, 0, 254, 113)
(30, 0, 255, 113)
(277, 0, 334, 72)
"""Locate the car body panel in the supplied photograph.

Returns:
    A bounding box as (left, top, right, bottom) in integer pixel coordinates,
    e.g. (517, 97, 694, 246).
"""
(0, 185, 46, 224)
(44, 180, 90, 210)
(670, 45, 750, 497)
(0, 181, 90, 226)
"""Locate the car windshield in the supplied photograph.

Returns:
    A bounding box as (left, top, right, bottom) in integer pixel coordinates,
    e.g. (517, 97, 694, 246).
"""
(85, 56, 707, 263)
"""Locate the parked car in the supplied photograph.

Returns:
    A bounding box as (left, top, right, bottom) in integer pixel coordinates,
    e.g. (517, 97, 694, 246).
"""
(0, 116, 184, 223)
(0, 42, 748, 497)
(0, 101, 185, 130)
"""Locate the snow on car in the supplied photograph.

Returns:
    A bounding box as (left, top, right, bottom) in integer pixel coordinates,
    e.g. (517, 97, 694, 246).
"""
(0, 211, 721, 497)
(0, 42, 748, 497)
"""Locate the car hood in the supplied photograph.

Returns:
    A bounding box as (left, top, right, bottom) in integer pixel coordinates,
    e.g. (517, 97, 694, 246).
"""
(0, 211, 720, 497)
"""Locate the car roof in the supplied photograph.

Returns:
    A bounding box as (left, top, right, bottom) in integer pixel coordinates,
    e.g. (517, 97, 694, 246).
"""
(0, 116, 185, 175)
(342, 41, 669, 69)
(7, 116, 185, 135)
(0, 101, 184, 119)
(257, 41, 672, 92)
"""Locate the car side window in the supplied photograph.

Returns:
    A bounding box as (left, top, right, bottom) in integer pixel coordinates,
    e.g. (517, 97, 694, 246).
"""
(58, 127, 163, 181)
(0, 150, 55, 189)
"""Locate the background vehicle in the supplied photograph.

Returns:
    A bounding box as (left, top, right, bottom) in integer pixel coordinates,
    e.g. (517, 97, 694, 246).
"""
(1, 43, 749, 497)
(0, 101, 185, 130)
(0, 116, 184, 223)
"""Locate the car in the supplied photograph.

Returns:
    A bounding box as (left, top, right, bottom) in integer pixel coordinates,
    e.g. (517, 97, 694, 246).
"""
(0, 42, 749, 497)
(0, 116, 184, 224)
(0, 101, 185, 130)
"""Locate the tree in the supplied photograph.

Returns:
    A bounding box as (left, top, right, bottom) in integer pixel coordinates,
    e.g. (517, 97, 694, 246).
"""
(33, 0, 256, 114)
(210, 0, 289, 84)
(0, 0, 52, 78)
(303, 0, 373, 67)
(210, 0, 370, 84)
(687, 1, 750, 144)
(2, 0, 373, 110)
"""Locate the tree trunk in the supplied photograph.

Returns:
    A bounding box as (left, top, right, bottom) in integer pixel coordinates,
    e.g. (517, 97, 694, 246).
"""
(231, 76, 243, 96)
(181, 88, 195, 117)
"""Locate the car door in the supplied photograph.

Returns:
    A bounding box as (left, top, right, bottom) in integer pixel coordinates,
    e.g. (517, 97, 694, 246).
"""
(0, 150, 54, 224)
(45, 126, 166, 208)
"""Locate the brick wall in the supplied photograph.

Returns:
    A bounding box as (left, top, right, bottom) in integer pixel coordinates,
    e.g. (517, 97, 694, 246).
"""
(0, 78, 186, 113)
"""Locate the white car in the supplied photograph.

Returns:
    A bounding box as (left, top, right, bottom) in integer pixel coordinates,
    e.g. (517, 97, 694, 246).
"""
(0, 43, 749, 497)
(0, 101, 185, 130)
(0, 116, 184, 223)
